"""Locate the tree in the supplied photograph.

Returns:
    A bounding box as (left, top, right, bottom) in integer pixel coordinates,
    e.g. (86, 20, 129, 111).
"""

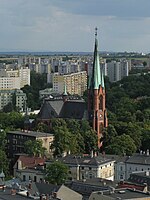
(0, 149, 9, 176)
(103, 124, 118, 148)
(143, 61, 147, 67)
(36, 122, 49, 133)
(24, 139, 46, 157)
(80, 120, 97, 153)
(141, 130, 150, 151)
(106, 134, 137, 156)
(0, 129, 9, 176)
(46, 161, 69, 185)
(3, 102, 13, 113)
(52, 126, 72, 156)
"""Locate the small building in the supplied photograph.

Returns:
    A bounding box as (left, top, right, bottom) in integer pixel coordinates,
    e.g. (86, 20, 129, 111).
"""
(125, 151, 150, 179)
(13, 155, 46, 182)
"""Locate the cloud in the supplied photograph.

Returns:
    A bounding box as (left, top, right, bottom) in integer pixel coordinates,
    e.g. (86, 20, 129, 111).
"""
(0, 0, 150, 52)
(48, 0, 150, 19)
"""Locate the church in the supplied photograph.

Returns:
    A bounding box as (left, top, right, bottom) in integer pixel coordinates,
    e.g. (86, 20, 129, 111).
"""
(38, 29, 108, 147)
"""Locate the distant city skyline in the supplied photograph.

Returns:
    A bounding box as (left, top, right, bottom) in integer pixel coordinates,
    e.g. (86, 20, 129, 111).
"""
(1, 0, 150, 53)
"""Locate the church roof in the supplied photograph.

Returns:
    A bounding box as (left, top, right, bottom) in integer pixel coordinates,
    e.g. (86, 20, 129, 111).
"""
(93, 35, 102, 89)
(89, 28, 105, 90)
(38, 96, 87, 120)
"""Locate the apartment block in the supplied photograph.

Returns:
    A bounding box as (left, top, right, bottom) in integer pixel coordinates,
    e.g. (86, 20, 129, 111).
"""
(52, 71, 87, 96)
(0, 67, 30, 89)
(106, 60, 129, 82)
(0, 89, 26, 111)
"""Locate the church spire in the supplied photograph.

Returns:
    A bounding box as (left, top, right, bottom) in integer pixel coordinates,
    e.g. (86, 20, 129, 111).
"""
(63, 81, 67, 96)
(92, 27, 102, 89)
(88, 28, 108, 148)
(101, 70, 105, 88)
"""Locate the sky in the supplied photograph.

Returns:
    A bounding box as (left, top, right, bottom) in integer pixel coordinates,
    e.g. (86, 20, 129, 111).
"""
(0, 0, 150, 52)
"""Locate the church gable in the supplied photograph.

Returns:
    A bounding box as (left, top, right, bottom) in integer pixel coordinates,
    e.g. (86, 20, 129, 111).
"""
(59, 101, 86, 120)
(38, 99, 64, 120)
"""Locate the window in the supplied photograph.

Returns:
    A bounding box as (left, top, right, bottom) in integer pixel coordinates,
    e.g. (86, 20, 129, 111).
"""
(99, 95, 103, 110)
(34, 176, 37, 182)
(120, 175, 123, 180)
(23, 175, 26, 181)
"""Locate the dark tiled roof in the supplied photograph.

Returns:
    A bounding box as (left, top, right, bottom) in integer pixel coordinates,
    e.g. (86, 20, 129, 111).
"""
(38, 100, 63, 119)
(7, 130, 54, 138)
(34, 182, 60, 195)
(66, 180, 109, 198)
(128, 172, 150, 186)
(125, 154, 150, 165)
(38, 98, 87, 120)
(102, 188, 150, 199)
(60, 101, 86, 120)
(47, 155, 114, 167)
(100, 154, 129, 163)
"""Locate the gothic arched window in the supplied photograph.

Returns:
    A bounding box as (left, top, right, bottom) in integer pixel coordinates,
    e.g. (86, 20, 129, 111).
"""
(99, 95, 103, 110)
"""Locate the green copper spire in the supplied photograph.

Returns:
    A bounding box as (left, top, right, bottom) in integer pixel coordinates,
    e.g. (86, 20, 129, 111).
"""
(101, 69, 105, 88)
(63, 81, 67, 96)
(92, 27, 102, 89)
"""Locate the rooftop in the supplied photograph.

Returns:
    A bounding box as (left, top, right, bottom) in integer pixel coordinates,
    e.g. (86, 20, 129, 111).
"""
(90, 188, 150, 200)
(46, 155, 115, 167)
(7, 130, 54, 138)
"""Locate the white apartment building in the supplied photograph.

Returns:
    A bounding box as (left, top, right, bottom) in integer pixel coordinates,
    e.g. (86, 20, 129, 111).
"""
(106, 60, 129, 82)
(0, 77, 20, 89)
(18, 67, 30, 88)
(0, 67, 30, 89)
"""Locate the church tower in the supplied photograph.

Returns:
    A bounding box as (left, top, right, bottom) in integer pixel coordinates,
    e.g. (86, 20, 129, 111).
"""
(88, 28, 108, 148)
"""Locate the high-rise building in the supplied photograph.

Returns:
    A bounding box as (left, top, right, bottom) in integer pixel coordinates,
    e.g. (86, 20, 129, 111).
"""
(0, 67, 30, 89)
(106, 60, 129, 82)
(52, 71, 87, 96)
(88, 29, 108, 148)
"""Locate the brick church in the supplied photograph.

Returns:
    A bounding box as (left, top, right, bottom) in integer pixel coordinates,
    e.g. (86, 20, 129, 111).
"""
(38, 29, 108, 147)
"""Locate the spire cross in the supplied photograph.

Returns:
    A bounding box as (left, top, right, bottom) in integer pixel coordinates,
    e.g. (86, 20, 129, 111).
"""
(95, 27, 98, 37)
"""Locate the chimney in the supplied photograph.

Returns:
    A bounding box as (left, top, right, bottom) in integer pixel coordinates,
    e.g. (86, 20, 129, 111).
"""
(28, 183, 32, 189)
(146, 149, 149, 156)
(68, 150, 71, 155)
(40, 195, 42, 200)
(53, 192, 57, 198)
(145, 171, 149, 176)
(91, 150, 94, 158)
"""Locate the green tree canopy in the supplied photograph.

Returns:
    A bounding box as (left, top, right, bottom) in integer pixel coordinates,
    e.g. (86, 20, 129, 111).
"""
(24, 139, 46, 157)
(106, 134, 136, 156)
(46, 161, 69, 185)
